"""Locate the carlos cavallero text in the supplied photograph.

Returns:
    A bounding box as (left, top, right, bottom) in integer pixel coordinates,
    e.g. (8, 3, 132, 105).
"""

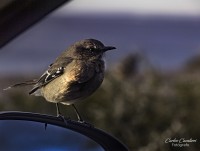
(165, 138, 197, 147)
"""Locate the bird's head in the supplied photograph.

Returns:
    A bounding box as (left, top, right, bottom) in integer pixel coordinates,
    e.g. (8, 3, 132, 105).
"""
(68, 39, 116, 60)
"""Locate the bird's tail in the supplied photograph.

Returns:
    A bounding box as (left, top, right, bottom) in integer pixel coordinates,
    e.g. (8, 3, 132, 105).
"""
(3, 79, 38, 90)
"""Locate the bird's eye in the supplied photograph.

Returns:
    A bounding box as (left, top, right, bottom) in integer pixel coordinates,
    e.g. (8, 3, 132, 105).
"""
(87, 47, 94, 51)
(85, 44, 97, 51)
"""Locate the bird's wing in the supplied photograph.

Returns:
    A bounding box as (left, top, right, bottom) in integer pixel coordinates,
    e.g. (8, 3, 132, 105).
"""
(29, 57, 73, 95)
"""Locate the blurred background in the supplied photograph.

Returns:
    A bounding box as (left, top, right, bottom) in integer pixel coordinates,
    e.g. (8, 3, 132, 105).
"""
(0, 0, 200, 150)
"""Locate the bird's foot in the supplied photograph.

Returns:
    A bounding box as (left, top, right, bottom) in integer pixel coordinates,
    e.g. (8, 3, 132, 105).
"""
(77, 119, 94, 128)
(57, 114, 70, 125)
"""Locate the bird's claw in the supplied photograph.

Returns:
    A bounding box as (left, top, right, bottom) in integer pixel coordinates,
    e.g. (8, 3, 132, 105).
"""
(78, 120, 94, 128)
(57, 114, 70, 125)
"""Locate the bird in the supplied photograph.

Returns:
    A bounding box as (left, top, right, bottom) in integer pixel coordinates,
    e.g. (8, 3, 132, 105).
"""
(4, 39, 116, 121)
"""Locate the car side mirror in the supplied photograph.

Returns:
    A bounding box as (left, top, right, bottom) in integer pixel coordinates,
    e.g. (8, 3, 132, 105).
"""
(0, 111, 129, 151)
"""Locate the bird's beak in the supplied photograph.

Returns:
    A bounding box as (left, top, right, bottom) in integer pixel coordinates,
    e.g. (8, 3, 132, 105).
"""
(103, 46, 116, 52)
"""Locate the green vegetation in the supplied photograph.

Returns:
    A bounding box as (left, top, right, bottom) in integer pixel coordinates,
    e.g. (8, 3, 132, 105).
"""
(1, 54, 200, 151)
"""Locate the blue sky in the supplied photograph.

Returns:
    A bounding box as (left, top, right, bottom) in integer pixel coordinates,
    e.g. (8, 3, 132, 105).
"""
(56, 0, 200, 16)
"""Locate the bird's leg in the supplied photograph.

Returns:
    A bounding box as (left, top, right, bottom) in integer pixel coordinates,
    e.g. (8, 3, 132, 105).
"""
(72, 104, 83, 121)
(56, 103, 69, 125)
(72, 104, 93, 127)
(56, 103, 61, 116)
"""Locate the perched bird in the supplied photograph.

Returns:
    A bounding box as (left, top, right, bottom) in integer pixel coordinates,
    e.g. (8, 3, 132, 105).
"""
(4, 39, 116, 121)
